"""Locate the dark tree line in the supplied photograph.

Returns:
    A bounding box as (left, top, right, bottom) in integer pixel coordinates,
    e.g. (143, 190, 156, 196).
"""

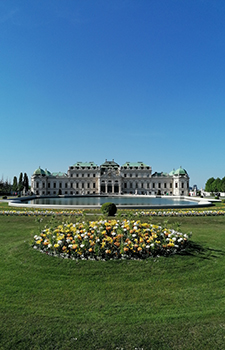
(205, 177, 225, 193)
(0, 179, 12, 195)
(0, 172, 29, 195)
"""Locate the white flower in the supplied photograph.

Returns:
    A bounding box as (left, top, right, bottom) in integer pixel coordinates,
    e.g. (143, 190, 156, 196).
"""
(132, 234, 136, 237)
(80, 244, 84, 248)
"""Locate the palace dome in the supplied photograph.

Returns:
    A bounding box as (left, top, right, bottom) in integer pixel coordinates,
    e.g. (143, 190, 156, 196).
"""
(174, 166, 187, 175)
(169, 169, 175, 176)
(33, 167, 46, 176)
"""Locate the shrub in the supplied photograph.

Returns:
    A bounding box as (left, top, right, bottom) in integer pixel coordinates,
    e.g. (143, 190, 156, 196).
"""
(2, 196, 7, 199)
(101, 202, 117, 216)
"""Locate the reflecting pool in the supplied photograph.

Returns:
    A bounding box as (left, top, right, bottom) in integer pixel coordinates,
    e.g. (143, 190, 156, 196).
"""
(24, 196, 198, 208)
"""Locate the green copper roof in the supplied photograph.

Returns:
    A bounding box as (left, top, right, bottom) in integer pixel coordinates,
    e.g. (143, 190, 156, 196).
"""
(152, 172, 166, 177)
(45, 169, 52, 176)
(121, 161, 149, 167)
(73, 161, 98, 168)
(100, 159, 119, 168)
(51, 172, 67, 177)
(169, 169, 175, 176)
(33, 167, 46, 176)
(174, 167, 187, 175)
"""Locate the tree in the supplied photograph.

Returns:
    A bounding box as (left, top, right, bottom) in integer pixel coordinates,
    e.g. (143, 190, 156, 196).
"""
(18, 172, 24, 192)
(23, 173, 29, 192)
(12, 176, 18, 192)
(211, 178, 221, 193)
(221, 177, 225, 192)
(205, 177, 215, 192)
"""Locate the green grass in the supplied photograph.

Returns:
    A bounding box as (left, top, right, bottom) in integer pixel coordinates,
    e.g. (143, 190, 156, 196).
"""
(1, 213, 225, 349)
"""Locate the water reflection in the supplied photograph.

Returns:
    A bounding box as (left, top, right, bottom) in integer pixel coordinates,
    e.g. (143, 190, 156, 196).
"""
(26, 196, 196, 207)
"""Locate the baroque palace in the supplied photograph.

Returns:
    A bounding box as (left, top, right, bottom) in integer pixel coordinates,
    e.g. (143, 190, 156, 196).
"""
(31, 160, 189, 196)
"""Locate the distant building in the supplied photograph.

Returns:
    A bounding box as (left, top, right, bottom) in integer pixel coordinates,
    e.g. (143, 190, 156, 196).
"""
(31, 160, 189, 196)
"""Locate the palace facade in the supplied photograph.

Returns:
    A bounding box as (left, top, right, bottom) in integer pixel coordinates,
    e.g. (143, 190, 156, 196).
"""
(31, 160, 189, 196)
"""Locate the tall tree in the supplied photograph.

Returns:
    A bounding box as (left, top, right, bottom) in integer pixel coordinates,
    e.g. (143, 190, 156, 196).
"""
(12, 176, 18, 192)
(205, 177, 215, 192)
(212, 178, 221, 193)
(18, 172, 24, 192)
(221, 177, 225, 192)
(23, 173, 29, 192)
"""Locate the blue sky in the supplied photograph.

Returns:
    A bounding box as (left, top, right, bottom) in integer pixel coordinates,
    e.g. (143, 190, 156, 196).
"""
(1, 0, 225, 188)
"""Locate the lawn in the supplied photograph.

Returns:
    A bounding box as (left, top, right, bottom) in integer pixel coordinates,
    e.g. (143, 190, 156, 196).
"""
(0, 207, 225, 349)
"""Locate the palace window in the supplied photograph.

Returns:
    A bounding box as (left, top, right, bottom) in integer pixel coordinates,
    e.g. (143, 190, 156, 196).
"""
(164, 183, 166, 188)
(48, 183, 50, 188)
(158, 183, 161, 188)
(93, 183, 95, 188)
(152, 183, 155, 188)
(59, 182, 62, 188)
(42, 182, 45, 188)
(53, 182, 56, 188)
(65, 183, 67, 188)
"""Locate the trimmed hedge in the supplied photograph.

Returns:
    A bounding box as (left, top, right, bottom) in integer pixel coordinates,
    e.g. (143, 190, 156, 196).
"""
(101, 202, 117, 216)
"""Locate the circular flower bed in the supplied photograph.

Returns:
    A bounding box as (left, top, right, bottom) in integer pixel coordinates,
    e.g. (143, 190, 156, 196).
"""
(32, 219, 191, 260)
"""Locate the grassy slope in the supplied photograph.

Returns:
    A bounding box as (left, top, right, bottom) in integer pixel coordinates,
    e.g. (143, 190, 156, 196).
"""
(0, 214, 225, 349)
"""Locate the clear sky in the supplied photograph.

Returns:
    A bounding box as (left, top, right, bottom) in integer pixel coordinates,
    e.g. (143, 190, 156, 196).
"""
(1, 0, 225, 189)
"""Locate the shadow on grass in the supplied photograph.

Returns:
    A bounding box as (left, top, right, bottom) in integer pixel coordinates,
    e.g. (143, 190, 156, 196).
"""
(178, 241, 225, 260)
